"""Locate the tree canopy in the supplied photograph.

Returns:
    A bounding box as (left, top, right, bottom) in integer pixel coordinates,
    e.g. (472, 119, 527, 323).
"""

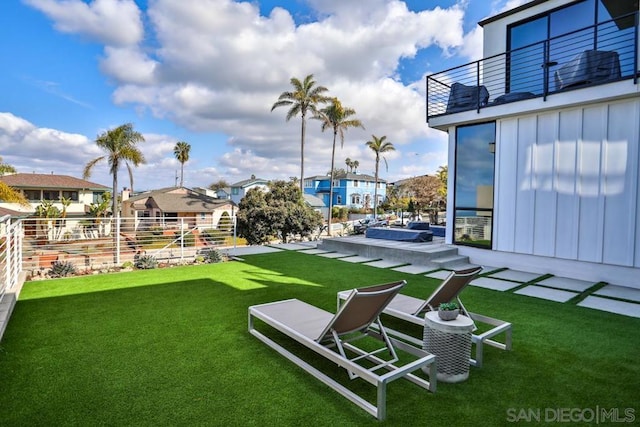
(83, 123, 145, 217)
(173, 141, 191, 187)
(237, 180, 322, 245)
(208, 179, 230, 192)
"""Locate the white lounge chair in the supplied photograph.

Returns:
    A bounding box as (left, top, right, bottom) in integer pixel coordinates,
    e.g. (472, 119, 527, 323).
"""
(337, 267, 512, 368)
(248, 280, 437, 421)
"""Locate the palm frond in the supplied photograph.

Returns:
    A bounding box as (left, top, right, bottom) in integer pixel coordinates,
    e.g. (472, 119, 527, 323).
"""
(82, 156, 105, 179)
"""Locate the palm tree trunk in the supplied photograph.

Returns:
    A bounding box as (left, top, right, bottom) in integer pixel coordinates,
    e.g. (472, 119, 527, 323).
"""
(112, 173, 118, 220)
(373, 155, 379, 219)
(328, 131, 337, 237)
(180, 163, 184, 187)
(300, 113, 306, 194)
(112, 171, 119, 265)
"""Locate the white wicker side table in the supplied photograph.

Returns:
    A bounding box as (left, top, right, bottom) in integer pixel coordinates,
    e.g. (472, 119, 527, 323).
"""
(423, 311, 474, 383)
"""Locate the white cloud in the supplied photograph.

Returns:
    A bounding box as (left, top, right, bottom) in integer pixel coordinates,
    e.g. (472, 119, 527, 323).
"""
(17, 0, 482, 188)
(24, 0, 144, 46)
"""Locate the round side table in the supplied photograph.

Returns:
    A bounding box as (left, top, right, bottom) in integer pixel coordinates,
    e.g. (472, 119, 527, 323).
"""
(423, 311, 474, 383)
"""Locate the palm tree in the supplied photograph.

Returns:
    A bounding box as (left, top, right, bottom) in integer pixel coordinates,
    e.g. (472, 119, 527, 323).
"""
(83, 123, 145, 219)
(173, 141, 191, 187)
(315, 98, 364, 236)
(0, 182, 29, 206)
(345, 157, 352, 172)
(366, 135, 395, 219)
(0, 156, 17, 175)
(271, 74, 329, 193)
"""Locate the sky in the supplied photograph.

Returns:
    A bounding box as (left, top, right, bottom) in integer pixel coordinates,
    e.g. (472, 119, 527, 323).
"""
(0, 0, 527, 192)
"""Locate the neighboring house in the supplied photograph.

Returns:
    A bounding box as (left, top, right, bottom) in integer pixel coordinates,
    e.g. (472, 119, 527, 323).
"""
(304, 172, 386, 210)
(426, 0, 639, 287)
(216, 187, 232, 200)
(303, 193, 328, 220)
(230, 176, 269, 205)
(0, 173, 109, 216)
(191, 186, 232, 200)
(121, 187, 236, 230)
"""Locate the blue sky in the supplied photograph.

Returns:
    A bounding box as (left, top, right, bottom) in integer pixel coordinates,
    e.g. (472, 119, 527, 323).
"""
(0, 0, 523, 191)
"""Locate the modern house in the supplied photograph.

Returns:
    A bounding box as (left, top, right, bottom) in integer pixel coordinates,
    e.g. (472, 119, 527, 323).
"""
(0, 173, 109, 216)
(229, 176, 269, 205)
(427, 0, 639, 288)
(304, 172, 387, 211)
(121, 187, 236, 230)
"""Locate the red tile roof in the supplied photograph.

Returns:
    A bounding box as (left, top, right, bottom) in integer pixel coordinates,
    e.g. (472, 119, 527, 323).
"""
(0, 173, 109, 190)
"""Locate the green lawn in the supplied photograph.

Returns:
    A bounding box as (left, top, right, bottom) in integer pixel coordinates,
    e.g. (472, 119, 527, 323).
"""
(1, 251, 638, 426)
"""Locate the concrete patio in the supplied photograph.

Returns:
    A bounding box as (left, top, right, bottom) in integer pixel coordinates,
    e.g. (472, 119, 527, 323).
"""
(252, 238, 640, 319)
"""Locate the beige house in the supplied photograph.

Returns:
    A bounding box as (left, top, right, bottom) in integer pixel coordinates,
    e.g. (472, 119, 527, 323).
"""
(0, 173, 109, 216)
(121, 187, 236, 231)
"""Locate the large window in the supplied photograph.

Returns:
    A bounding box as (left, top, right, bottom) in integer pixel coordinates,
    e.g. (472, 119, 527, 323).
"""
(42, 190, 59, 201)
(454, 122, 496, 248)
(24, 190, 40, 201)
(508, 0, 636, 94)
(62, 190, 79, 201)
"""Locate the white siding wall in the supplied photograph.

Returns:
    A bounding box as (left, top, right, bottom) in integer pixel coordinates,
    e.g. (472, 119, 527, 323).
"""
(494, 98, 640, 268)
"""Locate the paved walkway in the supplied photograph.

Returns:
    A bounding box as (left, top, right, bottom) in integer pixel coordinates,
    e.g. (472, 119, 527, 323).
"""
(255, 242, 640, 319)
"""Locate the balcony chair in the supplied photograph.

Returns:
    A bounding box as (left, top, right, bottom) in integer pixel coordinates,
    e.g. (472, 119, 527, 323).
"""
(248, 280, 436, 421)
(445, 82, 490, 113)
(555, 49, 621, 90)
(337, 267, 512, 368)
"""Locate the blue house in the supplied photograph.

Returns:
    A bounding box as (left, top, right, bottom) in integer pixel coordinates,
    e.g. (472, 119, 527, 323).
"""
(304, 172, 386, 211)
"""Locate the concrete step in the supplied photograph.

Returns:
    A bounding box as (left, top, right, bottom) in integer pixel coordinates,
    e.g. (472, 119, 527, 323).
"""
(431, 254, 471, 269)
(318, 237, 459, 268)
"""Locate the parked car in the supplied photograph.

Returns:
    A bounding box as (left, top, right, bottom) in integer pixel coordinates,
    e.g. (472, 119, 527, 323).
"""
(392, 214, 422, 226)
(353, 218, 389, 234)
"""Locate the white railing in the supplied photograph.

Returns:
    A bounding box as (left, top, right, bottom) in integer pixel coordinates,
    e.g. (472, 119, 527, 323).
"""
(0, 216, 23, 303)
(12, 216, 237, 276)
(454, 215, 492, 242)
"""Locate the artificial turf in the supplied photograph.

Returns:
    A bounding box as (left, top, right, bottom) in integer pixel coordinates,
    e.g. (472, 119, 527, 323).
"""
(1, 251, 638, 426)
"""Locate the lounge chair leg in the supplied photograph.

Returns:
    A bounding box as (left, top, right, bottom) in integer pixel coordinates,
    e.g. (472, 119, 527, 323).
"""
(377, 381, 387, 421)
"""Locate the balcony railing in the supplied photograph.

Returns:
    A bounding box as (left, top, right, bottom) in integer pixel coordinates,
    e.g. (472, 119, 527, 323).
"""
(426, 11, 639, 121)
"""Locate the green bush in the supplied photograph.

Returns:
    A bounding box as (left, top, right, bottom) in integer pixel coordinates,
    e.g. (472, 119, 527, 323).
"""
(135, 254, 158, 269)
(205, 249, 223, 263)
(49, 260, 77, 278)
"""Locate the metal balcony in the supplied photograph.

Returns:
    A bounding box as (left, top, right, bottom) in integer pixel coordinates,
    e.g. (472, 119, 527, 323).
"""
(426, 11, 639, 121)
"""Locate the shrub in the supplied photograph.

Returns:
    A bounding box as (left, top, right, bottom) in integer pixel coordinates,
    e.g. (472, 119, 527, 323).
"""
(205, 249, 223, 264)
(135, 254, 158, 269)
(121, 261, 134, 269)
(49, 260, 77, 278)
